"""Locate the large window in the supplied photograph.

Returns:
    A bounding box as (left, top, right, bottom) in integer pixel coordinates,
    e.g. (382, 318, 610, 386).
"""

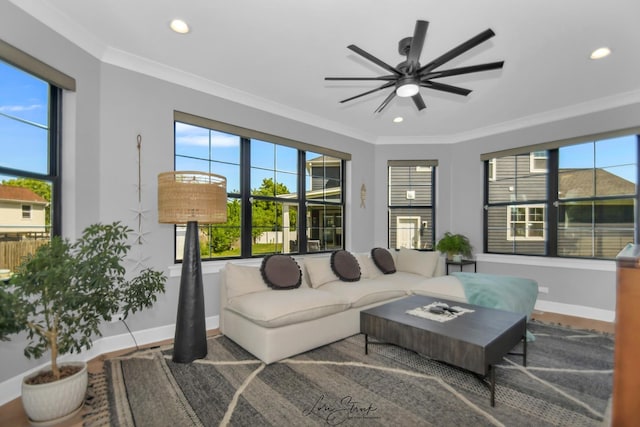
(174, 112, 348, 261)
(0, 48, 70, 272)
(484, 132, 638, 259)
(388, 161, 436, 250)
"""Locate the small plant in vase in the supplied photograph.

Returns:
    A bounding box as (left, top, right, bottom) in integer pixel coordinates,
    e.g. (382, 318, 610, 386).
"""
(435, 232, 473, 261)
(0, 222, 166, 424)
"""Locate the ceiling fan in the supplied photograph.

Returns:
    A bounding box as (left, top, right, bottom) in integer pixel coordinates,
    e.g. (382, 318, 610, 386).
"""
(325, 20, 504, 113)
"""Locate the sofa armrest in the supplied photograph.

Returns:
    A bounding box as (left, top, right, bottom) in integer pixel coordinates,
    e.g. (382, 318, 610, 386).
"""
(433, 253, 446, 277)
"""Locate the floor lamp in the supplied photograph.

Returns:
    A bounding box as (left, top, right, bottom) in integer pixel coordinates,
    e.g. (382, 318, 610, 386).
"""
(158, 171, 227, 363)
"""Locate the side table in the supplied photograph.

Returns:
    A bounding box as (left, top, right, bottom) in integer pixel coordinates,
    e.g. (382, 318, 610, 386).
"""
(445, 259, 477, 275)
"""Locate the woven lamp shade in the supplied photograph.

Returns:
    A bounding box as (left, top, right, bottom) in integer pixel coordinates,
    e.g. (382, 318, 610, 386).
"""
(158, 171, 227, 224)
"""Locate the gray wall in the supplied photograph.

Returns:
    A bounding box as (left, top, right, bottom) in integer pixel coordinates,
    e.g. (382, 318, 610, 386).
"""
(1, 1, 637, 389)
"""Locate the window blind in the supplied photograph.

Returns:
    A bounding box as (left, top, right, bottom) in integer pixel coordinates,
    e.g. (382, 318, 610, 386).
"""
(387, 159, 439, 167)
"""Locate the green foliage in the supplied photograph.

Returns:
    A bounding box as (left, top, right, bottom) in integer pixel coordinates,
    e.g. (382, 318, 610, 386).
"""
(0, 222, 166, 379)
(206, 199, 241, 253)
(0, 287, 22, 341)
(435, 232, 473, 258)
(251, 178, 295, 242)
(204, 178, 297, 254)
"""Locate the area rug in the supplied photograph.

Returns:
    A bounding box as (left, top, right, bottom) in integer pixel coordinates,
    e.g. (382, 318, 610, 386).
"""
(84, 322, 613, 426)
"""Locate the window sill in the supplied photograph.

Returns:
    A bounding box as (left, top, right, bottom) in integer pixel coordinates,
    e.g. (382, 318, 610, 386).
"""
(474, 253, 615, 272)
(168, 258, 262, 277)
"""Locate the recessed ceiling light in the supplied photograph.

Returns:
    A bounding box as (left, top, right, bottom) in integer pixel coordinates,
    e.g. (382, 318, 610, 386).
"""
(590, 47, 611, 60)
(393, 117, 404, 123)
(170, 19, 190, 34)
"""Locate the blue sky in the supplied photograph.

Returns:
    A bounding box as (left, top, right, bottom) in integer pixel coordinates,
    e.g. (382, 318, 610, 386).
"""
(175, 122, 313, 194)
(0, 60, 49, 180)
(559, 134, 637, 183)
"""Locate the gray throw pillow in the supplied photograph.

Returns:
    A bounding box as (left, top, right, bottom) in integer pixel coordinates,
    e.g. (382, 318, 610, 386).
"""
(330, 250, 361, 282)
(260, 254, 302, 290)
(371, 247, 396, 274)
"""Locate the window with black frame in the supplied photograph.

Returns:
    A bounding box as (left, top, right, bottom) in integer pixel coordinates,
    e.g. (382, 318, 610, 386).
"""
(484, 132, 639, 259)
(0, 46, 71, 272)
(173, 112, 348, 261)
(387, 160, 437, 250)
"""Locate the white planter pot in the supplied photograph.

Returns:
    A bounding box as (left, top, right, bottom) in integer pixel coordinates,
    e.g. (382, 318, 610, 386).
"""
(21, 361, 88, 426)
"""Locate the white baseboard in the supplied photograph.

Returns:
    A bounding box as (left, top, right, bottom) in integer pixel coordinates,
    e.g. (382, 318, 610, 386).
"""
(0, 315, 219, 407)
(535, 299, 615, 323)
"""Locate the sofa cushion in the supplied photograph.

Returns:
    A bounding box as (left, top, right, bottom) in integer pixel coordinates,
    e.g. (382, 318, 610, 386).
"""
(226, 288, 350, 328)
(371, 247, 396, 274)
(304, 256, 339, 288)
(368, 271, 426, 290)
(330, 250, 361, 282)
(353, 253, 382, 279)
(396, 248, 440, 278)
(260, 254, 302, 290)
(409, 275, 467, 302)
(224, 262, 269, 300)
(319, 280, 407, 308)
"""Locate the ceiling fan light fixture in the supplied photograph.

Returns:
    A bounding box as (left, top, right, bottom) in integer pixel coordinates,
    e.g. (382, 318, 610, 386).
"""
(396, 79, 420, 98)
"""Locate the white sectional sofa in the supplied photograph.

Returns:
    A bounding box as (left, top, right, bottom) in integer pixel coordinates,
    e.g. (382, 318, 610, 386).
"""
(219, 248, 473, 364)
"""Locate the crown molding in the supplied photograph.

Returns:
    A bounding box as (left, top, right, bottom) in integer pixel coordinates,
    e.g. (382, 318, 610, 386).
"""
(9, 0, 108, 59)
(100, 46, 377, 144)
(374, 88, 640, 145)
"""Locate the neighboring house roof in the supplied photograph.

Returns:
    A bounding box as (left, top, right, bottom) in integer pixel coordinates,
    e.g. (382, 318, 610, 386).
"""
(306, 155, 341, 168)
(559, 168, 636, 198)
(0, 185, 48, 205)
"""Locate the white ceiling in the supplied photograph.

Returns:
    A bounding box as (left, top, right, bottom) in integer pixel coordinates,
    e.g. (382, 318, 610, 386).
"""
(12, 0, 640, 144)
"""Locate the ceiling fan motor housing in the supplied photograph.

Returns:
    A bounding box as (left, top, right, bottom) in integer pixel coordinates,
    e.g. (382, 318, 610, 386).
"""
(398, 36, 414, 56)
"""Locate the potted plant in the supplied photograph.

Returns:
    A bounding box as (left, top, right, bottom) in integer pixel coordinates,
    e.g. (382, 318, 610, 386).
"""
(435, 232, 473, 261)
(0, 222, 166, 424)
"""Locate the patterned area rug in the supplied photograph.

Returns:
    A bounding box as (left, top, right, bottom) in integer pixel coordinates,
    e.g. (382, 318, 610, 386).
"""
(84, 322, 613, 426)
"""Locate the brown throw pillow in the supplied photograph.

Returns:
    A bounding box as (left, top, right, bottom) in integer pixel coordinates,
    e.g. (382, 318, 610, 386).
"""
(260, 254, 302, 290)
(371, 247, 396, 274)
(330, 250, 361, 282)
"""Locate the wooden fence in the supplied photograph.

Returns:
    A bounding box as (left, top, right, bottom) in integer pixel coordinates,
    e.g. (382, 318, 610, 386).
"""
(0, 240, 49, 272)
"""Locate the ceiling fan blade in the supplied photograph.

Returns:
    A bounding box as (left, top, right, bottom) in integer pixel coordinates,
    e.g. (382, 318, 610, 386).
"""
(420, 61, 504, 80)
(412, 93, 426, 111)
(339, 81, 396, 103)
(374, 90, 397, 113)
(421, 80, 472, 96)
(406, 20, 429, 69)
(347, 44, 401, 75)
(325, 75, 398, 81)
(417, 29, 496, 75)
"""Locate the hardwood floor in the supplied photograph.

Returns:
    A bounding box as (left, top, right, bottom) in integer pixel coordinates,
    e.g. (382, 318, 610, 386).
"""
(0, 314, 613, 426)
(531, 309, 615, 334)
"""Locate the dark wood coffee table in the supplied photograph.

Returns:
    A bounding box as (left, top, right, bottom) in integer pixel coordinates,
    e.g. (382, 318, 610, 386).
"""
(360, 295, 527, 406)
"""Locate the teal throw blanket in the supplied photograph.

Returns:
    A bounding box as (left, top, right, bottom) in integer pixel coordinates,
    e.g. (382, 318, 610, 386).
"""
(452, 272, 538, 341)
